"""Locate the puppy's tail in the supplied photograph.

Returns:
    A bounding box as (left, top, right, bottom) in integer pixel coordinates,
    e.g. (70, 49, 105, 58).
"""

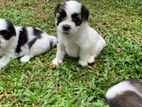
(40, 32, 57, 49)
(105, 79, 142, 107)
(49, 35, 58, 49)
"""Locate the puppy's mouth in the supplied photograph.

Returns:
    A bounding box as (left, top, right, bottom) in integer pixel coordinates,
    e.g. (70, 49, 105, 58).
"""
(62, 31, 70, 35)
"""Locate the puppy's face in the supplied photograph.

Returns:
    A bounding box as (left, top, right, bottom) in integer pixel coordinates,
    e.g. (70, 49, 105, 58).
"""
(55, 1, 89, 35)
(0, 19, 16, 48)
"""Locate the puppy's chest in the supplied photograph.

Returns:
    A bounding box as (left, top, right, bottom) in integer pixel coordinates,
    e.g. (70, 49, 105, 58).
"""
(63, 40, 79, 57)
(0, 48, 5, 56)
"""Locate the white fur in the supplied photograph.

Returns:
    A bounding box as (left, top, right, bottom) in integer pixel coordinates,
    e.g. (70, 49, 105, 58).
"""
(20, 32, 56, 62)
(66, 1, 82, 14)
(53, 1, 106, 66)
(0, 19, 18, 68)
(15, 27, 57, 63)
(106, 81, 142, 99)
(0, 19, 57, 68)
(0, 37, 17, 68)
(0, 19, 7, 31)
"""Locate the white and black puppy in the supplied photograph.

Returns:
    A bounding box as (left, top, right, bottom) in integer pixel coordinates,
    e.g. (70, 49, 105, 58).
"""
(105, 79, 142, 107)
(52, 0, 106, 66)
(0, 18, 57, 68)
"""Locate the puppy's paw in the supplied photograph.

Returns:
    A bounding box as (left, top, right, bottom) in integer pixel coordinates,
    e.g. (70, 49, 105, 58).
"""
(52, 58, 63, 65)
(20, 55, 31, 63)
(0, 63, 6, 68)
(0, 57, 10, 68)
(88, 56, 95, 64)
(78, 60, 88, 67)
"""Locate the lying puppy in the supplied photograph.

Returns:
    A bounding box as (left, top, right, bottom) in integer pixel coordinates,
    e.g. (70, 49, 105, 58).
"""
(105, 79, 142, 107)
(0, 18, 57, 68)
(52, 0, 106, 66)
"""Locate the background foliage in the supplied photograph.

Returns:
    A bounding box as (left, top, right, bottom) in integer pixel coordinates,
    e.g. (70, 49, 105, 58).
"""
(0, 0, 141, 106)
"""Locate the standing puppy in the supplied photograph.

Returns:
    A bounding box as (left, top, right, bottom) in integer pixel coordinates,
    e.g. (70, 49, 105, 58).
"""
(52, 0, 106, 66)
(105, 79, 142, 107)
(0, 18, 57, 68)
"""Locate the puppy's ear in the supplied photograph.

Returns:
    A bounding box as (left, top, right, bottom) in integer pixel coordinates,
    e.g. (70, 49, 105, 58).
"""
(0, 19, 16, 40)
(6, 19, 16, 36)
(54, 2, 66, 17)
(81, 5, 89, 21)
(54, 3, 61, 16)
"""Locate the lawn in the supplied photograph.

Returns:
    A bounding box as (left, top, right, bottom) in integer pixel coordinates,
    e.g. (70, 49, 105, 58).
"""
(0, 0, 142, 106)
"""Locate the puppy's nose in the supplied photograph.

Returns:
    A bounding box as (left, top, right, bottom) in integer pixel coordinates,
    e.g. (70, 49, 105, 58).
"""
(63, 25, 71, 31)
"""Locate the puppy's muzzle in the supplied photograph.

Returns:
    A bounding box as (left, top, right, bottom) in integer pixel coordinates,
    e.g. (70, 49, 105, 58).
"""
(62, 24, 71, 31)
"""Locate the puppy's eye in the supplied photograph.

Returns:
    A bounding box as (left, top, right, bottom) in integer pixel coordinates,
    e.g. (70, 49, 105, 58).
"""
(72, 17, 80, 22)
(58, 10, 66, 20)
(56, 9, 67, 25)
(58, 15, 65, 21)
(0, 30, 8, 36)
(72, 13, 82, 26)
(0, 30, 11, 40)
(71, 13, 81, 22)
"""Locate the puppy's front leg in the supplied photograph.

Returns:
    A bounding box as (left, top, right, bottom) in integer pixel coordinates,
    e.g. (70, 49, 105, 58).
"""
(0, 56, 10, 68)
(52, 43, 65, 65)
(79, 48, 89, 67)
(20, 55, 32, 63)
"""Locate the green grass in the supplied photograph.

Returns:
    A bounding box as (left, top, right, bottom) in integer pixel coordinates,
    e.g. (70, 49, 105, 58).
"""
(0, 0, 142, 106)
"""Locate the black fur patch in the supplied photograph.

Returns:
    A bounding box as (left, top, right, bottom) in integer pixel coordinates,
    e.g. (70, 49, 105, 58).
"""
(71, 13, 82, 26)
(0, 19, 16, 40)
(106, 91, 142, 107)
(129, 79, 142, 94)
(16, 27, 28, 53)
(33, 28, 42, 38)
(49, 39, 56, 50)
(28, 28, 42, 48)
(28, 38, 37, 48)
(81, 5, 89, 21)
(54, 2, 67, 25)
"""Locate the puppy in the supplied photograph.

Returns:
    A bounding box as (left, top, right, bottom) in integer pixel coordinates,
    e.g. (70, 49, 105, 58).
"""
(52, 0, 106, 66)
(105, 79, 142, 107)
(0, 18, 57, 68)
